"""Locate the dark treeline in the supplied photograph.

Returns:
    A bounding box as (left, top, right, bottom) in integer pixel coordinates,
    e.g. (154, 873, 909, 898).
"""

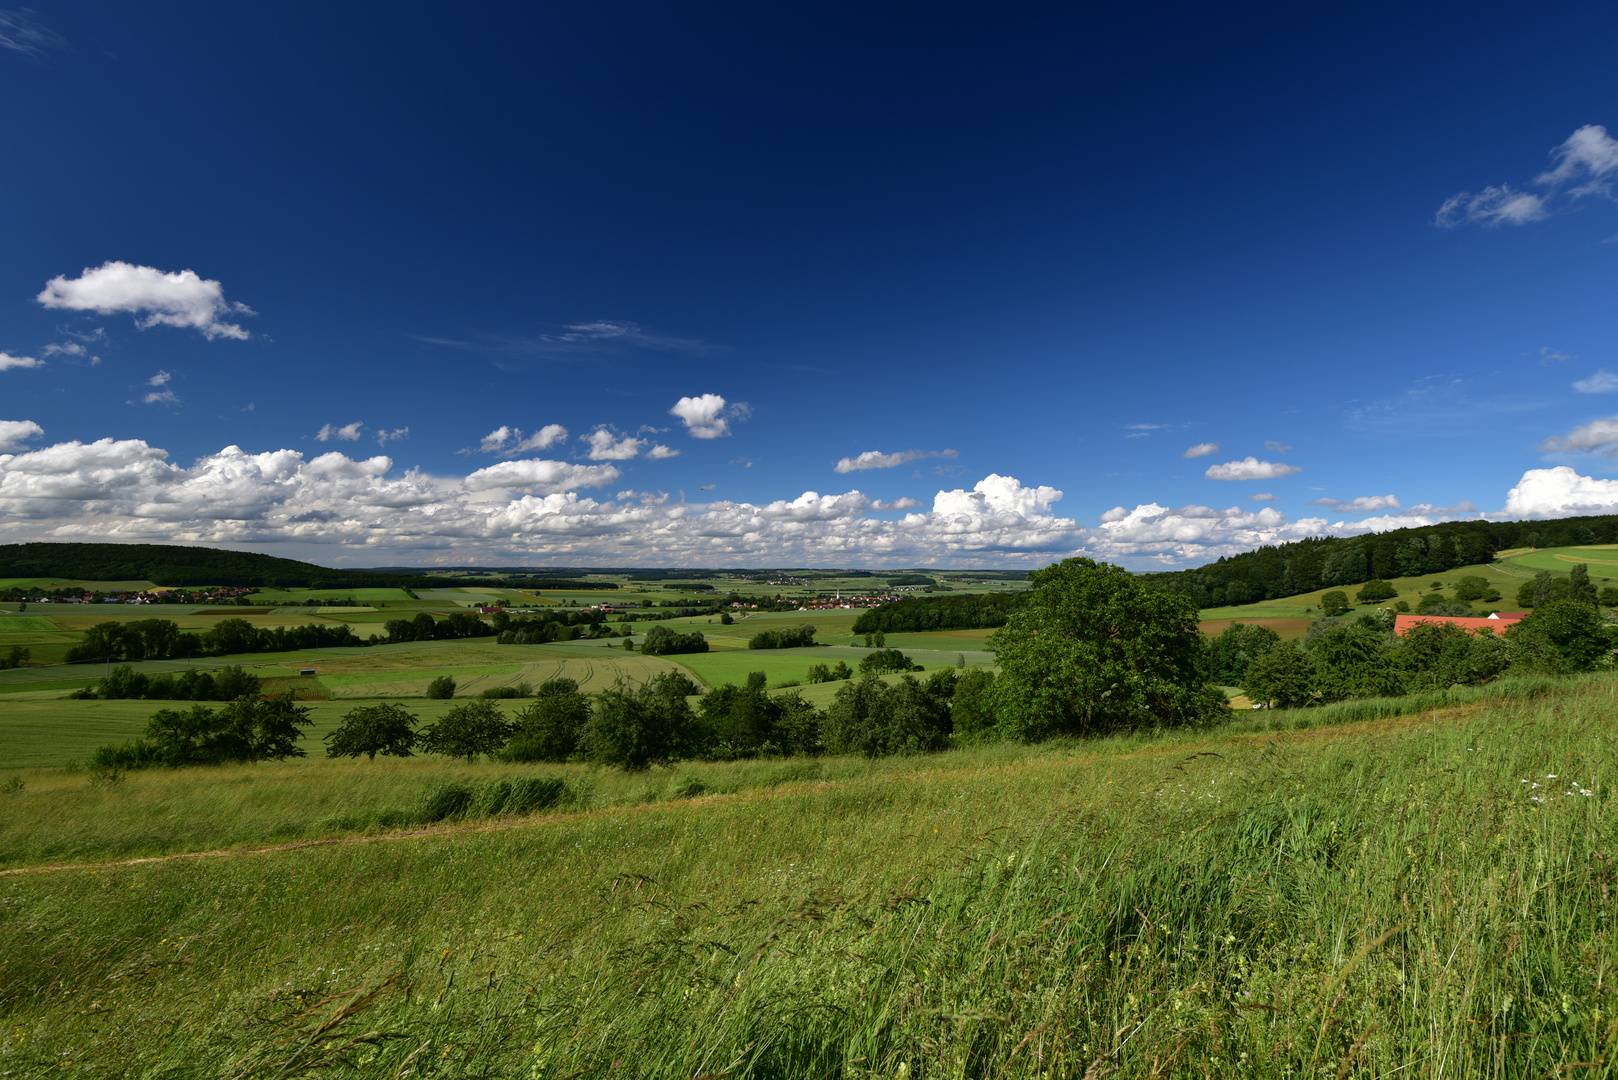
(64, 618, 365, 664)
(1151, 516, 1618, 607)
(0, 542, 621, 590)
(382, 612, 499, 643)
(851, 592, 1029, 634)
(748, 624, 818, 649)
(73, 664, 261, 701)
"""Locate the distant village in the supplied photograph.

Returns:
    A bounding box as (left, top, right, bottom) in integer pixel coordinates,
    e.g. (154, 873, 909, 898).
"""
(0, 585, 256, 605)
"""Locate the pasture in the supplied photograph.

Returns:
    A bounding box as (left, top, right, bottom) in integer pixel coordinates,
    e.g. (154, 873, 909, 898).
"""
(1, 675, 1613, 1075)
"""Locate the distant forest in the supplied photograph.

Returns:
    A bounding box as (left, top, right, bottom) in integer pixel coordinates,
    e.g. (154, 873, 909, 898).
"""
(1147, 515, 1618, 608)
(0, 543, 616, 590)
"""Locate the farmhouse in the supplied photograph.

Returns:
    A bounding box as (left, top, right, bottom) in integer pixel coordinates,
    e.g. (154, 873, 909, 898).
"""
(1393, 611, 1527, 637)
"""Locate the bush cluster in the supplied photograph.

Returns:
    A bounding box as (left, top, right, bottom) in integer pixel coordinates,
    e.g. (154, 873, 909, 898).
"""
(747, 624, 817, 649)
(90, 693, 313, 769)
(1234, 595, 1614, 708)
(70, 664, 260, 701)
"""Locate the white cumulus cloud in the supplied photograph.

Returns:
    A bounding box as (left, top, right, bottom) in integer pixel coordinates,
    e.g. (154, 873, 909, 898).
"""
(37, 261, 255, 340)
(0, 352, 42, 371)
(646, 444, 680, 460)
(834, 448, 958, 473)
(670, 393, 748, 439)
(463, 459, 623, 494)
(1182, 442, 1219, 459)
(582, 427, 646, 461)
(143, 390, 179, 406)
(0, 420, 44, 453)
(1203, 457, 1303, 481)
(1505, 466, 1618, 518)
(148, 370, 172, 387)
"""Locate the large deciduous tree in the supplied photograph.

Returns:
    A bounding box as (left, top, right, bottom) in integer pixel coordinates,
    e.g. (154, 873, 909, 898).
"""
(987, 558, 1227, 740)
(325, 702, 420, 761)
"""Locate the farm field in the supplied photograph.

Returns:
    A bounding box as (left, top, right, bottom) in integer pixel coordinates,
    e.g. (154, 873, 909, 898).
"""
(1198, 558, 1524, 619)
(0, 675, 1612, 1074)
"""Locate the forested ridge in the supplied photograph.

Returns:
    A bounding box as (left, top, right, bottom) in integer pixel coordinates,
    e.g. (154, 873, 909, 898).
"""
(0, 543, 615, 590)
(1151, 514, 1618, 607)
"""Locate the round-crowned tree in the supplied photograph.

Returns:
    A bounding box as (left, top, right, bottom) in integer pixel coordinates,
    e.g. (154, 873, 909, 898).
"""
(419, 700, 513, 761)
(325, 702, 420, 761)
(988, 558, 1227, 740)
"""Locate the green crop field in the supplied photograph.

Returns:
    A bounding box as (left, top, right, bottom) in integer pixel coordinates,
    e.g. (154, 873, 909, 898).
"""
(1, 675, 1614, 1074)
(1198, 559, 1525, 620)
(1496, 544, 1618, 580)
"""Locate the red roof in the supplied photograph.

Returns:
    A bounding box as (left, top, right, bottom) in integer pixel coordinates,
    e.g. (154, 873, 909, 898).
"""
(1394, 613, 1526, 637)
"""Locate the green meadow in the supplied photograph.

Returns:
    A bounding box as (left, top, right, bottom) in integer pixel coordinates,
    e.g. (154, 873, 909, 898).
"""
(2, 674, 1615, 1075)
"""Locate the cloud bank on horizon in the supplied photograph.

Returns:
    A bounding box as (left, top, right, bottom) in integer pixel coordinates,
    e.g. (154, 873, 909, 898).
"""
(1, 417, 1615, 567)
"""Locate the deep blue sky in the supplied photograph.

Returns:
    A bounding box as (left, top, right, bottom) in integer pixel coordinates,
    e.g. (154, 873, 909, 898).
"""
(2, 2, 1618, 567)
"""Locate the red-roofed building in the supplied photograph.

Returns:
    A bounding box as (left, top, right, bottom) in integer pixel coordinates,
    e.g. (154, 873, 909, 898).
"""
(1394, 612, 1527, 637)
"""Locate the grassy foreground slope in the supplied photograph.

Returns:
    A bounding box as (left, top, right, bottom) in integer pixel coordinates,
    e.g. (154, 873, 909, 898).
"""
(4, 677, 1618, 1076)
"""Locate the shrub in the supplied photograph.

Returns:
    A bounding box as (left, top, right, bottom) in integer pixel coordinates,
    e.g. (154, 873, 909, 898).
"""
(858, 648, 919, 675)
(1355, 579, 1398, 604)
(640, 626, 710, 655)
(417, 781, 475, 822)
(502, 678, 591, 763)
(823, 675, 950, 757)
(583, 672, 702, 770)
(950, 668, 998, 741)
(425, 675, 457, 699)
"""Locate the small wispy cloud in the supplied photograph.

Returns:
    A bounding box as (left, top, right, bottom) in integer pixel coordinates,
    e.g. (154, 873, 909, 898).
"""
(1310, 494, 1400, 513)
(471, 423, 568, 456)
(646, 444, 679, 460)
(700, 483, 717, 490)
(143, 389, 179, 406)
(1181, 442, 1219, 459)
(316, 421, 364, 442)
(834, 448, 958, 473)
(0, 351, 42, 371)
(0, 9, 66, 57)
(1249, 493, 1281, 502)
(147, 370, 171, 387)
(1540, 347, 1573, 366)
(376, 427, 409, 446)
(1538, 416, 1618, 456)
(1264, 440, 1292, 454)
(414, 320, 718, 359)
(1438, 124, 1618, 228)
(1574, 370, 1618, 394)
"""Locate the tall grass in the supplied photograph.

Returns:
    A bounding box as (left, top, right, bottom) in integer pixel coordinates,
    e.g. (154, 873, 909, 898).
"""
(2, 675, 1617, 1075)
